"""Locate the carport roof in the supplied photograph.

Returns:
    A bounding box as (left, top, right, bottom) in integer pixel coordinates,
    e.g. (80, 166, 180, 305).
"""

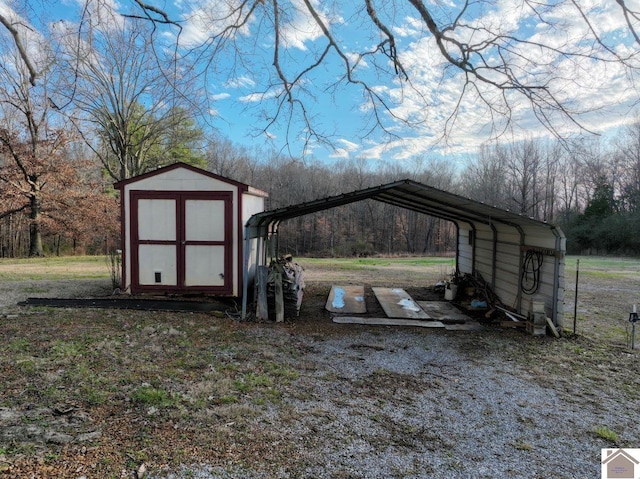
(245, 179, 563, 238)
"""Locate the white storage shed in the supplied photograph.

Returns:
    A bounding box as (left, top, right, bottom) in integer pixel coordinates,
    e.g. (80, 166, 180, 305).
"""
(244, 179, 565, 327)
(115, 163, 268, 296)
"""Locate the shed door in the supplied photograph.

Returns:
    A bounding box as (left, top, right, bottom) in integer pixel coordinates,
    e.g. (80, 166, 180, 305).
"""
(131, 191, 233, 294)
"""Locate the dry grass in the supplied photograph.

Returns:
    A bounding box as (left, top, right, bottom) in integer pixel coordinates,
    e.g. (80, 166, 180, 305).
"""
(0, 256, 109, 281)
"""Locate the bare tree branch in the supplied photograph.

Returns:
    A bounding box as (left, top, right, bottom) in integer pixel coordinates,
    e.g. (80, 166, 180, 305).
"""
(0, 14, 37, 86)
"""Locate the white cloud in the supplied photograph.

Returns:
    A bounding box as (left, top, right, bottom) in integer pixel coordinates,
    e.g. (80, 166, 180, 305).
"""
(329, 138, 361, 159)
(329, 148, 350, 159)
(146, 1, 640, 164)
(238, 89, 280, 103)
(178, 0, 256, 47)
(225, 76, 256, 89)
(345, 0, 640, 160)
(71, 0, 125, 31)
(0, 2, 52, 72)
(279, 0, 343, 51)
(211, 92, 231, 101)
(337, 138, 360, 151)
(392, 16, 423, 38)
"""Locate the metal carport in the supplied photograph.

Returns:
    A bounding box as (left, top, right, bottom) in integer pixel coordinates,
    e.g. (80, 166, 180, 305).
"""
(242, 179, 565, 327)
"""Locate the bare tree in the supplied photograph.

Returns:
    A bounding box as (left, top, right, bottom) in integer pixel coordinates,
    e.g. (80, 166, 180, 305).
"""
(459, 144, 510, 207)
(573, 137, 614, 207)
(0, 21, 65, 256)
(55, 0, 196, 181)
(613, 118, 640, 211)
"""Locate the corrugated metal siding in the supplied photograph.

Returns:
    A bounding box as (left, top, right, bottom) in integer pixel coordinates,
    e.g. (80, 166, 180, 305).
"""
(457, 228, 473, 274)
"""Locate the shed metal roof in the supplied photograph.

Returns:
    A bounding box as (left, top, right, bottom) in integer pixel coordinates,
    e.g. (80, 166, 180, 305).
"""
(245, 179, 562, 237)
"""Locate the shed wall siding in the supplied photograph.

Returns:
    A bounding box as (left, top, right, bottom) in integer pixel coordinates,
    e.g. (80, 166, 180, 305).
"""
(127, 168, 238, 192)
(242, 193, 268, 286)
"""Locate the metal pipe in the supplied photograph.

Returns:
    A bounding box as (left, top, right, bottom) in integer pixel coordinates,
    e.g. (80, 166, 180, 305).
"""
(573, 258, 580, 335)
(241, 229, 251, 320)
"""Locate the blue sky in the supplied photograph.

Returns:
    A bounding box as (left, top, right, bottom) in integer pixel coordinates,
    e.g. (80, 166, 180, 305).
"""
(4, 0, 640, 167)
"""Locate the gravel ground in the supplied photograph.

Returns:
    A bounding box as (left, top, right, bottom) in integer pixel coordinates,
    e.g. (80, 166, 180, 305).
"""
(150, 326, 635, 479)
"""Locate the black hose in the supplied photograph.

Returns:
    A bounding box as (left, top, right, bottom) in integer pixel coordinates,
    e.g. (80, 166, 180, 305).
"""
(522, 250, 544, 294)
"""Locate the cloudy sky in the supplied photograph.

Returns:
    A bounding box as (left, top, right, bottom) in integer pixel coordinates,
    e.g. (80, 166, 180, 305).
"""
(4, 0, 640, 166)
(170, 0, 640, 165)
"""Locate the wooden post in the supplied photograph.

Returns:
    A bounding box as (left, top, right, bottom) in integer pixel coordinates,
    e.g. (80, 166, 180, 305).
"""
(256, 266, 269, 321)
(274, 271, 284, 323)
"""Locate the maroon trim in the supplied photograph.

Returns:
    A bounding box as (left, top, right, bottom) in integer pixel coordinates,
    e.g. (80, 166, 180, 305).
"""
(129, 191, 178, 294)
(119, 189, 127, 291)
(179, 191, 233, 294)
(137, 240, 178, 245)
(129, 190, 235, 295)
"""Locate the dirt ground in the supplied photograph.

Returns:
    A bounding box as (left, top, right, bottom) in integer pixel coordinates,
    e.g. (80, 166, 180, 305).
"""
(0, 259, 639, 478)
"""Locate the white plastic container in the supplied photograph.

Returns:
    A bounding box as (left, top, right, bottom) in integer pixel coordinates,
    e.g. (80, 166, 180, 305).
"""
(444, 284, 458, 301)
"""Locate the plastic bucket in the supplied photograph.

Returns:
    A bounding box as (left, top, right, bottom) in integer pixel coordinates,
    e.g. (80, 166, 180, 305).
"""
(444, 284, 458, 301)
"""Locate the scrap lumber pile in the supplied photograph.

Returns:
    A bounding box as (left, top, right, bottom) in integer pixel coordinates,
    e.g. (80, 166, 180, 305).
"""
(453, 272, 506, 321)
(267, 255, 305, 320)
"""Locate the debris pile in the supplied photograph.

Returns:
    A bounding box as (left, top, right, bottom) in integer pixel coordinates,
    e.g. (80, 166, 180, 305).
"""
(447, 272, 506, 321)
(268, 255, 305, 319)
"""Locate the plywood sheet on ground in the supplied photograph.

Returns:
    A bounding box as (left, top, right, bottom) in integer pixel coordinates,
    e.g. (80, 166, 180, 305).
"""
(325, 285, 367, 314)
(416, 301, 471, 323)
(372, 287, 429, 319)
(333, 316, 444, 328)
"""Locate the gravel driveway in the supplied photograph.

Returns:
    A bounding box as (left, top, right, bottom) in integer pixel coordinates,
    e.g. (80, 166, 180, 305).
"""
(151, 326, 636, 479)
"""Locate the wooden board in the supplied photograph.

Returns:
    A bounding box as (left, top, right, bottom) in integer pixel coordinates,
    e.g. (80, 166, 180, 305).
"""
(416, 301, 470, 323)
(333, 316, 444, 328)
(444, 322, 485, 331)
(325, 285, 367, 314)
(372, 287, 429, 319)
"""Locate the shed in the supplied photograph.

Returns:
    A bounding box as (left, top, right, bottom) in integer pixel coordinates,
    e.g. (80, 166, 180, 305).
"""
(243, 179, 565, 327)
(115, 163, 268, 296)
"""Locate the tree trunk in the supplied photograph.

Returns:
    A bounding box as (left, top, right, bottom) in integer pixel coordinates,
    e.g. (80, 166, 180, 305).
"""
(28, 191, 44, 257)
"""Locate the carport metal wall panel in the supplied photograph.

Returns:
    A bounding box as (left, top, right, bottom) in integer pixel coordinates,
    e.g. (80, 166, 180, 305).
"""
(492, 227, 524, 310)
(457, 226, 474, 275)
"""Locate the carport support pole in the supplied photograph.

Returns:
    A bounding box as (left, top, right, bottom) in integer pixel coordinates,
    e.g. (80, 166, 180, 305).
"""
(242, 231, 252, 320)
(573, 259, 579, 335)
